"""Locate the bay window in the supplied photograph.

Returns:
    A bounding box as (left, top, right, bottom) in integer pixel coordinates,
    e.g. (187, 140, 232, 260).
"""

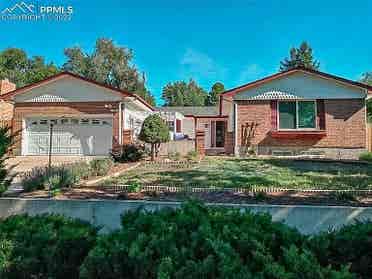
(278, 101, 316, 130)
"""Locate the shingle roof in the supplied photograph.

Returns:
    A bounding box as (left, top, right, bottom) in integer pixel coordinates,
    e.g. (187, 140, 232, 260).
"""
(155, 106, 219, 116)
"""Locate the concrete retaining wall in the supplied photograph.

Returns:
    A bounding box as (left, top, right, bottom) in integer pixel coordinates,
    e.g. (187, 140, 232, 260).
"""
(0, 198, 371, 234)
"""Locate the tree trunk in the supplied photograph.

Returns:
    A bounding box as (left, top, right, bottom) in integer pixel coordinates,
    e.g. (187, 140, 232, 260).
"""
(155, 143, 160, 158)
(151, 144, 155, 161)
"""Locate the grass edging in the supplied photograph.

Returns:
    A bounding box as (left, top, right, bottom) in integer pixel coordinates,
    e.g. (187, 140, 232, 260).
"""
(87, 184, 372, 194)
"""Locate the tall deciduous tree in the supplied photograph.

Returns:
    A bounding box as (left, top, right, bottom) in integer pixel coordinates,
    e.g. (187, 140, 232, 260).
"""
(139, 114, 170, 161)
(206, 82, 225, 106)
(280, 42, 320, 72)
(361, 72, 372, 122)
(0, 48, 59, 88)
(62, 38, 156, 106)
(162, 79, 207, 106)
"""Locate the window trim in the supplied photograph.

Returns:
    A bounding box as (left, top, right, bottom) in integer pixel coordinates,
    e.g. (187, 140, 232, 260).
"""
(277, 100, 317, 131)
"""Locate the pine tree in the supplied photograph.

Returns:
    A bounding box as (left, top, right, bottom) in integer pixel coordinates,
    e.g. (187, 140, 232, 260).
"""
(280, 42, 320, 71)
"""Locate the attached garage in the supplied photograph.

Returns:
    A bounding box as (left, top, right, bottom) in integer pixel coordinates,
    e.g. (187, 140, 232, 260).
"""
(23, 118, 113, 156)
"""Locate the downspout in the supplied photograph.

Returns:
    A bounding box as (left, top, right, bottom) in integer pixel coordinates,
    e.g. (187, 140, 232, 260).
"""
(365, 89, 369, 151)
(119, 102, 123, 145)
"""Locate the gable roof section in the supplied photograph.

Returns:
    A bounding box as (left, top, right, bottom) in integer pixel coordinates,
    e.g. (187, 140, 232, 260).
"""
(0, 72, 154, 110)
(222, 67, 372, 97)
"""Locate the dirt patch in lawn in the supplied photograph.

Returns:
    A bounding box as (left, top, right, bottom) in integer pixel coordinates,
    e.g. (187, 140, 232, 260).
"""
(18, 187, 372, 207)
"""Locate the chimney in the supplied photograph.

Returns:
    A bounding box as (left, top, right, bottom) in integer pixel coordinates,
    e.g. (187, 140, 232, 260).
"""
(0, 79, 16, 95)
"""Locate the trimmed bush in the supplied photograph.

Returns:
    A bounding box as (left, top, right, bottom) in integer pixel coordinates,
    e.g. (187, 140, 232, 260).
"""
(0, 214, 97, 279)
(80, 201, 351, 279)
(359, 151, 372, 162)
(185, 150, 199, 161)
(89, 158, 113, 176)
(22, 166, 75, 192)
(111, 144, 145, 162)
(308, 221, 372, 278)
(21, 159, 109, 192)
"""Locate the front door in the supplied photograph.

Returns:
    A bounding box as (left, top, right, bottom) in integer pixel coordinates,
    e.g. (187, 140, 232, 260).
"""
(215, 121, 225, 148)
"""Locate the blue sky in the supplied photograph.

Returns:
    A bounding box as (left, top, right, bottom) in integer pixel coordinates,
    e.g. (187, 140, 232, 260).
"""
(0, 0, 371, 105)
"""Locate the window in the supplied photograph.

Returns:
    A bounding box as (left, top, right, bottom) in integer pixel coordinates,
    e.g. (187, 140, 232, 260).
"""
(91, 119, 101, 125)
(61, 119, 69, 125)
(71, 119, 79, 125)
(278, 101, 316, 130)
(80, 119, 90, 125)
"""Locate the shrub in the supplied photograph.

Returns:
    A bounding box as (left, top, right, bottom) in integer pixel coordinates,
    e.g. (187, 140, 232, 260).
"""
(139, 114, 170, 161)
(168, 152, 181, 161)
(185, 150, 199, 162)
(0, 126, 12, 196)
(359, 151, 372, 162)
(254, 191, 269, 201)
(331, 191, 357, 202)
(0, 214, 98, 279)
(80, 201, 351, 279)
(308, 221, 372, 278)
(112, 144, 145, 162)
(22, 165, 75, 192)
(89, 158, 113, 176)
(127, 180, 142, 193)
(69, 161, 91, 181)
(22, 160, 94, 192)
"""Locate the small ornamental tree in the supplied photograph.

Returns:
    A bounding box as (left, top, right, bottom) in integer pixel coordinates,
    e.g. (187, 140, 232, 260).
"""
(0, 126, 12, 195)
(139, 114, 170, 161)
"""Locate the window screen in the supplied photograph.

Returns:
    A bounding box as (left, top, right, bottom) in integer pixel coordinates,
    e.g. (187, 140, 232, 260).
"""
(279, 102, 296, 129)
(298, 101, 316, 128)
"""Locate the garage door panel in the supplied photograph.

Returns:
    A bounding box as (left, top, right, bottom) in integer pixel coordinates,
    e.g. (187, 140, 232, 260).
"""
(25, 118, 112, 155)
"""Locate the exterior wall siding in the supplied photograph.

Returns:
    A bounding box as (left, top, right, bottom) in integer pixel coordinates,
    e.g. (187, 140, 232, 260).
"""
(234, 71, 366, 100)
(12, 102, 120, 155)
(14, 76, 123, 103)
(236, 99, 366, 158)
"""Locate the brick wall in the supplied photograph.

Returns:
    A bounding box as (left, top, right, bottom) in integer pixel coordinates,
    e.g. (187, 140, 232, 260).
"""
(122, 129, 133, 145)
(195, 130, 205, 157)
(0, 79, 16, 95)
(0, 101, 14, 121)
(12, 102, 120, 155)
(236, 99, 367, 153)
(224, 132, 234, 154)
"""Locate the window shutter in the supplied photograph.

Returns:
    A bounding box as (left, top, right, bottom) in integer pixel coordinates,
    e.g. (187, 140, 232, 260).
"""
(270, 100, 278, 130)
(316, 100, 326, 130)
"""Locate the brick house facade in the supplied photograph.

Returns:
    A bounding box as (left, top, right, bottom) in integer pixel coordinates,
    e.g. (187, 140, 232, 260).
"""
(0, 68, 371, 159)
(0, 72, 153, 156)
(220, 68, 372, 159)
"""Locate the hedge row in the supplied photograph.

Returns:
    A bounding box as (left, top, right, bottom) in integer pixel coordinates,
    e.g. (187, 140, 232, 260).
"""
(0, 202, 371, 279)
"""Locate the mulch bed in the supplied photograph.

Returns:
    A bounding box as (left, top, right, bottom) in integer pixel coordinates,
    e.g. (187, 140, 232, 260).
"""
(18, 188, 372, 207)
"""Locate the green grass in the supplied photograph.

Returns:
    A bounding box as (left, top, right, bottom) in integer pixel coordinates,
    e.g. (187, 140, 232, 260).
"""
(104, 157, 372, 190)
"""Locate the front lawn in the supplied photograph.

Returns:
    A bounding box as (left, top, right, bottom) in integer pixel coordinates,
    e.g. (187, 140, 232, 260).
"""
(105, 157, 372, 189)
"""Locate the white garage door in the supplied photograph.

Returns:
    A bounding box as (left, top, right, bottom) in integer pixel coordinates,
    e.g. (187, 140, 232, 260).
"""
(24, 118, 113, 155)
